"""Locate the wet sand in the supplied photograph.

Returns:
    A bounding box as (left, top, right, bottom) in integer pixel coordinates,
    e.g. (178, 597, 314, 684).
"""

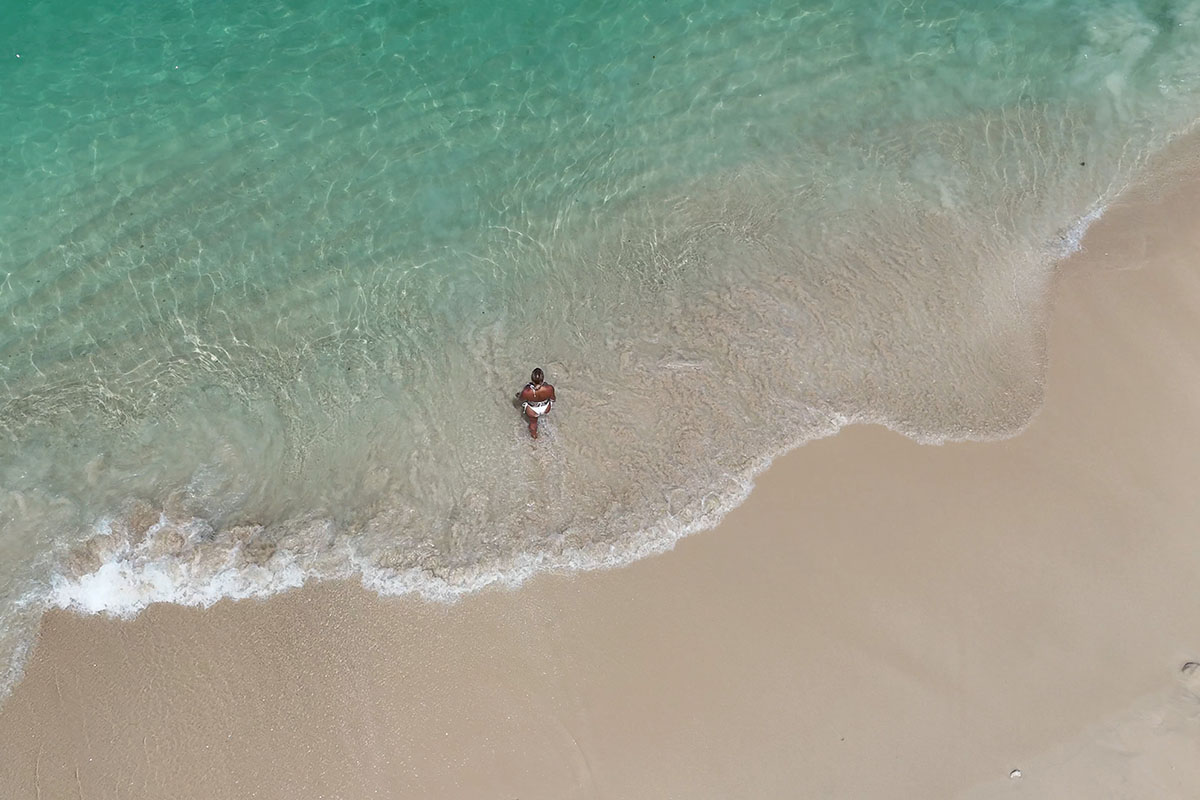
(3, 147, 1200, 798)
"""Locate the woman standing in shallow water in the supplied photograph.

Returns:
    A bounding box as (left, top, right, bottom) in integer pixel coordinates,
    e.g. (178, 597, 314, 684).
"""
(516, 368, 555, 438)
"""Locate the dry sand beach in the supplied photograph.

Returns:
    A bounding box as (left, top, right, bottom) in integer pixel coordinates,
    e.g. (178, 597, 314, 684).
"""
(3, 145, 1200, 798)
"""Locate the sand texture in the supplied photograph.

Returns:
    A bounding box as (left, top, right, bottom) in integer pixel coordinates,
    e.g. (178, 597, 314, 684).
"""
(3, 149, 1200, 798)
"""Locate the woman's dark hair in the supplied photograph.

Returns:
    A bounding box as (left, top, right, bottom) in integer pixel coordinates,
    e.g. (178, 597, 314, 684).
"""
(531, 368, 544, 384)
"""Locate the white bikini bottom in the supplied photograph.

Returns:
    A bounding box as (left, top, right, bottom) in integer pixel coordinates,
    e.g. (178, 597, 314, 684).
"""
(523, 400, 551, 416)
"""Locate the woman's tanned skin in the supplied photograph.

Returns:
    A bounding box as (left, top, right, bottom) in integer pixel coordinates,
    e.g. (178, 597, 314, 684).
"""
(516, 368, 556, 438)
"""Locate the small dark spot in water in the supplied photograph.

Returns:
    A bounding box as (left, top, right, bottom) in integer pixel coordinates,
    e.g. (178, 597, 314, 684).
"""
(1080, 161, 1086, 166)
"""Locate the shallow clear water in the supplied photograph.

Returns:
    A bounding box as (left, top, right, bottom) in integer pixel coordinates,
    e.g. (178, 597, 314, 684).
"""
(3, 0, 1200, 695)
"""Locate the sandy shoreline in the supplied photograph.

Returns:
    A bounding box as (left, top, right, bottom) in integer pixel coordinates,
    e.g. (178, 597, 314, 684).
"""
(4, 146, 1200, 797)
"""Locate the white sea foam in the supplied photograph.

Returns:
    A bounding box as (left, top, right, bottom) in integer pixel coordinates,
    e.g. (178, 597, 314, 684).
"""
(31, 400, 1022, 623)
(47, 532, 312, 619)
(1053, 204, 1110, 259)
(39, 442, 776, 615)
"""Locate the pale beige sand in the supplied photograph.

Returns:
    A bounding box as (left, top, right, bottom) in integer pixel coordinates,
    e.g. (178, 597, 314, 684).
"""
(4, 148, 1200, 799)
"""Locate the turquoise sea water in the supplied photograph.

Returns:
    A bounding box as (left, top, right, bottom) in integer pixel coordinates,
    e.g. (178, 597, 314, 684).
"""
(3, 0, 1200, 696)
